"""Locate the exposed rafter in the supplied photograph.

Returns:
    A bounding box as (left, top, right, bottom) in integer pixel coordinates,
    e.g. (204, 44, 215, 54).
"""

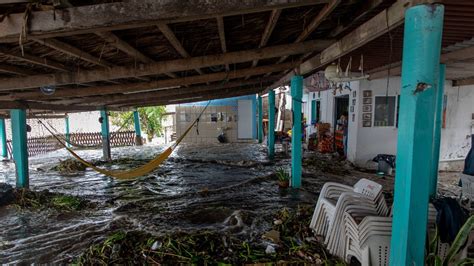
(0, 64, 36, 76)
(216, 16, 230, 71)
(157, 23, 204, 75)
(0, 0, 329, 43)
(0, 47, 69, 71)
(95, 31, 178, 78)
(4, 63, 294, 101)
(32, 38, 112, 68)
(0, 40, 331, 91)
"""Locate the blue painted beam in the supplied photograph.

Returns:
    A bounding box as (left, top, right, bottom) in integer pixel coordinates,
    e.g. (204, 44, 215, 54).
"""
(430, 64, 446, 197)
(133, 110, 143, 146)
(268, 90, 275, 159)
(258, 95, 263, 143)
(10, 109, 29, 188)
(0, 118, 7, 158)
(390, 4, 444, 265)
(65, 116, 71, 148)
(100, 109, 111, 160)
(291, 76, 303, 188)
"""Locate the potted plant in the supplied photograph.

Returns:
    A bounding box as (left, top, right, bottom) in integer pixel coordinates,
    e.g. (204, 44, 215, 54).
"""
(276, 167, 290, 188)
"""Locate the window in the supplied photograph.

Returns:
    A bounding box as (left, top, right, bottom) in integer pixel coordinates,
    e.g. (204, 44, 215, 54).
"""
(374, 96, 396, 127)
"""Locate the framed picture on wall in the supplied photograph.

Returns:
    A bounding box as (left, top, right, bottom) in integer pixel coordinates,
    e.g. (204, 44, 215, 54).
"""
(353, 91, 356, 98)
(352, 114, 355, 122)
(362, 105, 372, 112)
(363, 98, 372, 104)
(363, 120, 372, 127)
(363, 113, 372, 120)
(363, 90, 372, 97)
(352, 99, 356, 105)
(350, 106, 354, 113)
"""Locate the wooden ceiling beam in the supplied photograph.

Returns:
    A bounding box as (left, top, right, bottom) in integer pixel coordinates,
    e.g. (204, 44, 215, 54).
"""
(62, 77, 276, 105)
(216, 16, 230, 71)
(269, 0, 430, 89)
(0, 47, 69, 71)
(4, 63, 294, 101)
(32, 38, 112, 68)
(0, 63, 36, 76)
(0, 101, 125, 111)
(96, 31, 178, 79)
(157, 23, 204, 75)
(115, 86, 263, 108)
(0, 0, 329, 43)
(0, 40, 330, 91)
(276, 0, 341, 64)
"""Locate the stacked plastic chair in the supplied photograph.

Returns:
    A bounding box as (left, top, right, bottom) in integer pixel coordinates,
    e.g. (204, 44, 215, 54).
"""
(309, 178, 389, 238)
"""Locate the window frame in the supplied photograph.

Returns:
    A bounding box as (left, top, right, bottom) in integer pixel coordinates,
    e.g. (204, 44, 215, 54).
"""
(372, 95, 398, 128)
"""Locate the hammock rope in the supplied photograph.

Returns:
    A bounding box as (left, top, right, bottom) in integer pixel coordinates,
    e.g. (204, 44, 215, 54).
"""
(36, 101, 211, 179)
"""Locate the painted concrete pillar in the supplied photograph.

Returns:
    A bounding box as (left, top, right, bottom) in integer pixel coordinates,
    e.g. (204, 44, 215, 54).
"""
(268, 90, 275, 159)
(430, 64, 446, 197)
(10, 109, 29, 188)
(133, 110, 143, 146)
(258, 95, 263, 143)
(390, 4, 444, 265)
(100, 109, 111, 161)
(65, 116, 71, 148)
(291, 76, 303, 188)
(0, 118, 7, 158)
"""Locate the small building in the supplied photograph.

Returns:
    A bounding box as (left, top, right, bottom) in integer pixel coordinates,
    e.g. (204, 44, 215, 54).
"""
(175, 95, 257, 143)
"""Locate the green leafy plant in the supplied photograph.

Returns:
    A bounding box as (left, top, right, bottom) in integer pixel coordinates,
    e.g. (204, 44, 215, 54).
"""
(426, 215, 474, 266)
(276, 167, 290, 182)
(110, 106, 167, 142)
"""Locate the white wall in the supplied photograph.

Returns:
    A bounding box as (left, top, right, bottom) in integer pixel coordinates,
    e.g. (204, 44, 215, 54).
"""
(440, 82, 474, 161)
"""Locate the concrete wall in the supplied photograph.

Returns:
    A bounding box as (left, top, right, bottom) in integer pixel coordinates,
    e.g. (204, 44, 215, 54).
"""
(175, 95, 257, 143)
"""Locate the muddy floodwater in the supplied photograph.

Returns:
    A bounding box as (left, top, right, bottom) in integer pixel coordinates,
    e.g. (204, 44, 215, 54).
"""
(0, 143, 325, 264)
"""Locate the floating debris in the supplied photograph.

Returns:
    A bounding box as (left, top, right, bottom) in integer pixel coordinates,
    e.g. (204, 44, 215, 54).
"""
(51, 159, 87, 174)
(11, 188, 94, 211)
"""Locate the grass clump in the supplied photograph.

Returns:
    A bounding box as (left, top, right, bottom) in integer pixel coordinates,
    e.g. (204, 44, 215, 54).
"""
(51, 159, 87, 174)
(77, 205, 345, 265)
(13, 189, 93, 211)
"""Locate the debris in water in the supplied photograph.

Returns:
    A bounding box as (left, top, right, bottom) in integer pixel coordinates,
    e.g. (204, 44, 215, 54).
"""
(51, 158, 87, 174)
(0, 183, 14, 206)
(10, 188, 94, 211)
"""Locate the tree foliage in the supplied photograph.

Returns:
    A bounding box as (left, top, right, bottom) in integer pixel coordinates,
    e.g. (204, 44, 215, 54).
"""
(110, 106, 167, 142)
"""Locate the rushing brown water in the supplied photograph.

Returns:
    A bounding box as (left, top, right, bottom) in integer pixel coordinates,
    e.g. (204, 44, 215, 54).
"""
(0, 143, 319, 264)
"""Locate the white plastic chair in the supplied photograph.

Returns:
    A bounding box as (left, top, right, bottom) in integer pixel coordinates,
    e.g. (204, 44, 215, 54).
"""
(310, 178, 388, 238)
(460, 173, 474, 203)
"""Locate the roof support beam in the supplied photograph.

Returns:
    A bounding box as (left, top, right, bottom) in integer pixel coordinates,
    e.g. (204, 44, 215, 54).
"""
(0, 0, 329, 43)
(32, 38, 112, 68)
(62, 77, 277, 105)
(269, 0, 432, 89)
(157, 23, 204, 75)
(95, 31, 178, 78)
(0, 47, 69, 71)
(4, 63, 294, 100)
(216, 16, 230, 71)
(0, 40, 330, 91)
(0, 64, 36, 76)
(0, 101, 124, 111)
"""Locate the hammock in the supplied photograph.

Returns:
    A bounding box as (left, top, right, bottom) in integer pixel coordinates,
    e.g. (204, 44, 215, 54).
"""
(38, 102, 210, 179)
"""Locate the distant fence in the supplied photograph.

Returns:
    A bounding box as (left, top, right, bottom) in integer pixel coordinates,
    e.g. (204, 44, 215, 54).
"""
(6, 131, 136, 157)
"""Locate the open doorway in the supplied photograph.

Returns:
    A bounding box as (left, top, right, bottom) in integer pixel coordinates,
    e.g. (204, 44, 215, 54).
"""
(334, 95, 349, 156)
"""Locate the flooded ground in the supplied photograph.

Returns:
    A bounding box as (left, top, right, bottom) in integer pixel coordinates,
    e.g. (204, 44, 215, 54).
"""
(0, 143, 464, 264)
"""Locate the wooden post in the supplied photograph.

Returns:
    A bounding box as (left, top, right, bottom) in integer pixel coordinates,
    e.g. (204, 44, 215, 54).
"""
(100, 109, 111, 161)
(0, 118, 7, 158)
(430, 63, 445, 197)
(268, 90, 275, 159)
(390, 4, 444, 265)
(10, 109, 29, 188)
(291, 76, 303, 188)
(258, 95, 263, 143)
(133, 110, 143, 145)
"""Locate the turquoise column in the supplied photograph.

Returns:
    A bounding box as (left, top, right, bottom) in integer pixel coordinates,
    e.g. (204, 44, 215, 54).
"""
(291, 76, 303, 188)
(65, 116, 71, 148)
(133, 110, 143, 145)
(389, 4, 444, 265)
(258, 95, 263, 143)
(268, 90, 275, 159)
(10, 109, 29, 188)
(0, 118, 7, 158)
(100, 109, 111, 161)
(430, 64, 446, 197)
